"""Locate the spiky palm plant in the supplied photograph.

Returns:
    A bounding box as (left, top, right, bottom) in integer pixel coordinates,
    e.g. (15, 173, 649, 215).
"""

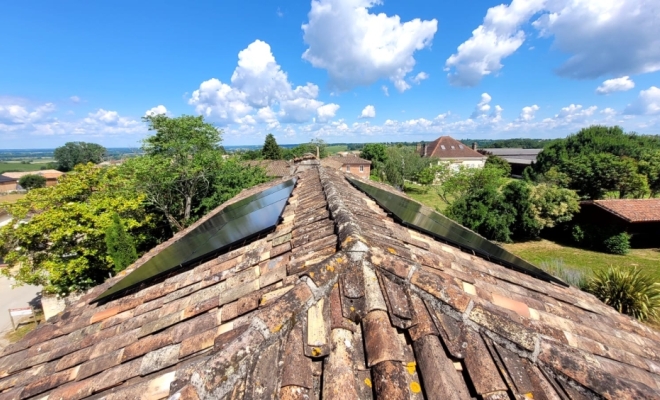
(587, 266, 660, 322)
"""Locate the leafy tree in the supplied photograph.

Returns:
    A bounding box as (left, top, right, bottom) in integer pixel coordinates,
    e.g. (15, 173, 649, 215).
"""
(105, 213, 138, 273)
(528, 184, 580, 229)
(262, 134, 282, 160)
(502, 180, 540, 240)
(446, 186, 515, 243)
(54, 142, 107, 172)
(638, 150, 660, 196)
(382, 146, 433, 190)
(485, 155, 512, 175)
(18, 174, 46, 190)
(239, 149, 263, 161)
(435, 165, 507, 206)
(587, 266, 660, 321)
(125, 115, 225, 231)
(0, 164, 156, 295)
(360, 143, 388, 164)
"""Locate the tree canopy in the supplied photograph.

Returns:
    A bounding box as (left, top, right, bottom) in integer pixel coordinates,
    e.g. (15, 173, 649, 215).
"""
(18, 174, 46, 190)
(54, 142, 107, 172)
(262, 134, 282, 160)
(485, 155, 512, 176)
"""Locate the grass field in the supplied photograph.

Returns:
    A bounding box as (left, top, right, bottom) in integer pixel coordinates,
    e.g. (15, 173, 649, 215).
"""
(404, 183, 450, 212)
(0, 162, 45, 173)
(326, 145, 348, 154)
(503, 240, 660, 281)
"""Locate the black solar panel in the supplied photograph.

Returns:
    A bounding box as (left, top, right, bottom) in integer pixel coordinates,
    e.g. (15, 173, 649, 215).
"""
(347, 177, 567, 287)
(93, 178, 298, 302)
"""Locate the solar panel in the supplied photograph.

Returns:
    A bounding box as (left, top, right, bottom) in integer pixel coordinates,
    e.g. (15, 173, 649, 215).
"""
(93, 178, 298, 302)
(347, 177, 567, 287)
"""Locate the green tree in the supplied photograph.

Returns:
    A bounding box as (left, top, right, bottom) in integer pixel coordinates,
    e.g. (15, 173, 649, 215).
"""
(485, 155, 512, 176)
(125, 115, 224, 231)
(638, 150, 660, 196)
(529, 184, 580, 229)
(262, 134, 282, 160)
(360, 143, 388, 164)
(383, 146, 432, 190)
(446, 186, 515, 243)
(435, 165, 507, 206)
(0, 164, 156, 295)
(54, 142, 107, 172)
(18, 174, 46, 190)
(502, 180, 540, 240)
(105, 213, 138, 273)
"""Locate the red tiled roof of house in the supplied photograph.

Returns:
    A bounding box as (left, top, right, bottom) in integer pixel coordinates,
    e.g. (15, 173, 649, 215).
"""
(423, 136, 486, 159)
(244, 160, 292, 177)
(2, 170, 64, 180)
(1, 167, 660, 399)
(591, 199, 660, 222)
(321, 155, 371, 169)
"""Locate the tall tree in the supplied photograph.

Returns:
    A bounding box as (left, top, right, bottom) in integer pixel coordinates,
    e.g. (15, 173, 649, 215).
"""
(262, 134, 282, 160)
(0, 163, 156, 295)
(105, 213, 138, 273)
(360, 143, 388, 164)
(502, 180, 540, 240)
(54, 142, 107, 172)
(125, 115, 224, 231)
(485, 155, 512, 176)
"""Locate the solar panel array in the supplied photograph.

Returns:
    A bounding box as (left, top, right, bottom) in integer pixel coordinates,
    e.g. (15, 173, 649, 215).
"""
(94, 178, 298, 302)
(347, 177, 567, 287)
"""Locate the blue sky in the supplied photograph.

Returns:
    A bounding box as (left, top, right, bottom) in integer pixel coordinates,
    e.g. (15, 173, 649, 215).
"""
(1, 0, 659, 148)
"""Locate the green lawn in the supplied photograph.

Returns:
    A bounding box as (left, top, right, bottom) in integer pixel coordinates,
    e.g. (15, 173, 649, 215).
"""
(404, 182, 450, 212)
(326, 145, 348, 154)
(0, 162, 45, 173)
(503, 240, 660, 282)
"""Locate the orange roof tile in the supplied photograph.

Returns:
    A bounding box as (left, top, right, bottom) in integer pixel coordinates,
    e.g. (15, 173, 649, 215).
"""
(591, 199, 660, 222)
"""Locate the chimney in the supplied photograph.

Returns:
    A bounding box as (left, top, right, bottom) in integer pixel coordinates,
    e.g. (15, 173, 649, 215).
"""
(472, 142, 477, 151)
(316, 146, 319, 159)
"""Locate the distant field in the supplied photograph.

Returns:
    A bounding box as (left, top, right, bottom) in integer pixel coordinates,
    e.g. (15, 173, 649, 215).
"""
(326, 145, 348, 154)
(0, 163, 45, 173)
(0, 193, 26, 206)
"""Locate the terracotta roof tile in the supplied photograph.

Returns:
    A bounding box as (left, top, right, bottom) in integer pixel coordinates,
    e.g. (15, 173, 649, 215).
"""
(422, 135, 487, 159)
(1, 167, 660, 399)
(589, 198, 660, 222)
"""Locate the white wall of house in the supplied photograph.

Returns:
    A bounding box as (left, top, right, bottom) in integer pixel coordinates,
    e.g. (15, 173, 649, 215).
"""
(437, 158, 486, 172)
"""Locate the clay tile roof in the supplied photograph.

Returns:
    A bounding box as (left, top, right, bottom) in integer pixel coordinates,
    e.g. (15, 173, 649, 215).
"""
(2, 168, 660, 399)
(1, 170, 64, 180)
(423, 136, 486, 159)
(244, 160, 292, 177)
(591, 199, 660, 223)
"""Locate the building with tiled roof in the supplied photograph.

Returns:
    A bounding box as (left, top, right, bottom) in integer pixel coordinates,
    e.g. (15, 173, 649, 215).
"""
(244, 160, 293, 177)
(321, 154, 371, 179)
(0, 175, 18, 193)
(418, 136, 487, 171)
(2, 170, 64, 188)
(578, 199, 660, 247)
(1, 166, 660, 399)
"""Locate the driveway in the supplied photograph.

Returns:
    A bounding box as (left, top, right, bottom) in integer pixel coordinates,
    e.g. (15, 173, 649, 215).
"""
(0, 276, 42, 333)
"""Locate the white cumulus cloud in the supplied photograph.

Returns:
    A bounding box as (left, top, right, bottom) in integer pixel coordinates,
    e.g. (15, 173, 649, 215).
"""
(144, 105, 168, 117)
(359, 105, 376, 118)
(302, 0, 437, 92)
(624, 86, 660, 115)
(518, 104, 540, 121)
(470, 93, 493, 118)
(447, 0, 660, 86)
(596, 76, 635, 95)
(316, 103, 341, 122)
(410, 72, 429, 85)
(189, 40, 337, 126)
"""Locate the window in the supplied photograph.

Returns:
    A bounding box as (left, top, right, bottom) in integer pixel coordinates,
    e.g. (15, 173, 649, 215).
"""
(440, 145, 446, 150)
(459, 145, 464, 149)
(346, 165, 350, 172)
(451, 145, 455, 149)
(359, 165, 364, 172)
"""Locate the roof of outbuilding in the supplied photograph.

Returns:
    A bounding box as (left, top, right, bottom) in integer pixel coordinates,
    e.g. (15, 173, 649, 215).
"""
(244, 160, 293, 177)
(0, 175, 17, 183)
(1, 167, 660, 399)
(1, 170, 64, 180)
(423, 136, 486, 159)
(587, 199, 660, 223)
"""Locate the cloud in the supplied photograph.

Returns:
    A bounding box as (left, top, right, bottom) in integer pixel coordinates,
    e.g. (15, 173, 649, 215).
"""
(410, 72, 429, 85)
(144, 105, 168, 117)
(359, 105, 376, 118)
(447, 0, 660, 86)
(381, 86, 389, 97)
(596, 76, 635, 95)
(518, 104, 540, 121)
(302, 0, 437, 92)
(624, 86, 660, 115)
(316, 103, 340, 122)
(470, 93, 493, 118)
(70, 96, 81, 104)
(189, 40, 337, 126)
(0, 102, 55, 125)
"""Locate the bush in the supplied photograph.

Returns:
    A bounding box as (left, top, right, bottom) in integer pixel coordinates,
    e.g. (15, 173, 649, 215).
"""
(603, 232, 631, 255)
(485, 155, 512, 176)
(105, 213, 138, 273)
(586, 266, 660, 322)
(18, 174, 46, 190)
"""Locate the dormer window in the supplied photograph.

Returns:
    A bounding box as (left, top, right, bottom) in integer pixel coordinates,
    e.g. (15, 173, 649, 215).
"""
(451, 145, 455, 149)
(441, 145, 446, 150)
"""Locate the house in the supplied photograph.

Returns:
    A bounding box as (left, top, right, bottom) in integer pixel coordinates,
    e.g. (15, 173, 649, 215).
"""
(481, 148, 543, 176)
(244, 159, 293, 177)
(2, 169, 64, 188)
(321, 154, 371, 178)
(418, 136, 486, 171)
(1, 166, 659, 399)
(577, 199, 660, 247)
(0, 175, 18, 192)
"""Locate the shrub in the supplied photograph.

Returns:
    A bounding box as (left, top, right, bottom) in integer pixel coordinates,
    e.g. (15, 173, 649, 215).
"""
(539, 259, 588, 289)
(587, 266, 660, 322)
(105, 213, 138, 273)
(485, 155, 511, 175)
(603, 232, 631, 255)
(18, 174, 46, 190)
